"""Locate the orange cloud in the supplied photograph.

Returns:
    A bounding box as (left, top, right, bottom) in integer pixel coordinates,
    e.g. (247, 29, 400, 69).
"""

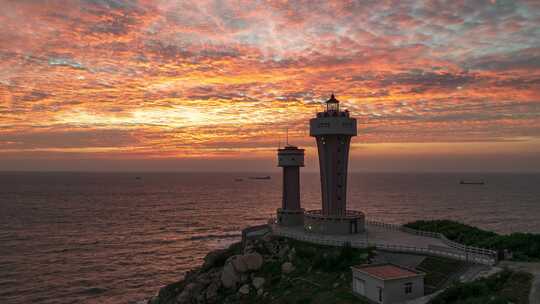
(0, 0, 539, 170)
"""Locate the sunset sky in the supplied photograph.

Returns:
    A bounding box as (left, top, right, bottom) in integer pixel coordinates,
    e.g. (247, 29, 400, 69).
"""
(1, 0, 539, 172)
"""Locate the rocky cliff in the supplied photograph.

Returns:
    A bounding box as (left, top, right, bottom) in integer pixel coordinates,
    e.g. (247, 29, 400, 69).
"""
(147, 234, 372, 304)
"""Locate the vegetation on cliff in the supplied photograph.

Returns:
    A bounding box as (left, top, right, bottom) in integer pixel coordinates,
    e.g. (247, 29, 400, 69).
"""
(404, 220, 540, 261)
(430, 269, 533, 304)
(148, 236, 374, 304)
(247, 239, 373, 304)
(149, 222, 536, 304)
(416, 256, 468, 293)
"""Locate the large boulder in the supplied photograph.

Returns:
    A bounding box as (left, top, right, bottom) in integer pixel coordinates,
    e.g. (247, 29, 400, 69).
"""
(281, 262, 294, 274)
(230, 255, 249, 273)
(243, 253, 264, 271)
(202, 249, 228, 270)
(238, 284, 250, 295)
(252, 277, 265, 289)
(221, 263, 239, 289)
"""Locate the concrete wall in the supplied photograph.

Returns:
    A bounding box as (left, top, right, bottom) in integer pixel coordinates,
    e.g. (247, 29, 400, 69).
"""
(304, 215, 365, 235)
(277, 209, 304, 226)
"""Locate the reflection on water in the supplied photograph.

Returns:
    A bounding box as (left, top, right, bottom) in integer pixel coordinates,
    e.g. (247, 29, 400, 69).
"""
(0, 172, 539, 304)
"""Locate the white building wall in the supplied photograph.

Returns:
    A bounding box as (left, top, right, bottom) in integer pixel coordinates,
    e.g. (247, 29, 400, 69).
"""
(352, 269, 424, 304)
(352, 271, 385, 303)
(383, 277, 424, 304)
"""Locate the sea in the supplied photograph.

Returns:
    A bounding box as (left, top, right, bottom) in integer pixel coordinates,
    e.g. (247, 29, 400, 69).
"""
(1, 172, 539, 304)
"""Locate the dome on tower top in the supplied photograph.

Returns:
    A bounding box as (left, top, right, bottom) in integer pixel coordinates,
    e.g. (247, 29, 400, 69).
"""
(326, 93, 339, 104)
(325, 93, 340, 112)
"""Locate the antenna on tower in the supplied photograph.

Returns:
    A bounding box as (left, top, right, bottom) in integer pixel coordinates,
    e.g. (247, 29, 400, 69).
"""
(286, 127, 289, 146)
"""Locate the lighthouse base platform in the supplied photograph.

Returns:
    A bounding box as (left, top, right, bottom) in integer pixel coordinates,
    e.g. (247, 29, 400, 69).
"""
(304, 209, 365, 235)
(276, 208, 304, 227)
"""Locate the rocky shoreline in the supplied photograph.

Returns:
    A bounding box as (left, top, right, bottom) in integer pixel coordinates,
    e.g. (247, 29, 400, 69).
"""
(147, 234, 304, 304)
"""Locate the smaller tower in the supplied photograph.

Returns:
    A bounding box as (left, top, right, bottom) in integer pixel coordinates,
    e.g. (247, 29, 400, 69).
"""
(276, 145, 305, 226)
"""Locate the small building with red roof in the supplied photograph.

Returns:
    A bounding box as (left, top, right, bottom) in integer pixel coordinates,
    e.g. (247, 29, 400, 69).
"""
(351, 263, 425, 304)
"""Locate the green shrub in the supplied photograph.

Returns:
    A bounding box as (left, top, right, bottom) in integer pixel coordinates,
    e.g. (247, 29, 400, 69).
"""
(404, 220, 540, 261)
(430, 270, 532, 304)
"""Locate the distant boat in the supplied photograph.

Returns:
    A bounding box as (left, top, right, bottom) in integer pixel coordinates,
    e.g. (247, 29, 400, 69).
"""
(135, 176, 142, 180)
(249, 176, 271, 180)
(234, 178, 243, 182)
(460, 180, 485, 185)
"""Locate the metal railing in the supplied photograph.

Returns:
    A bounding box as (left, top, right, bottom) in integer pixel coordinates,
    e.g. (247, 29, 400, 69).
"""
(270, 221, 497, 265)
(366, 220, 498, 258)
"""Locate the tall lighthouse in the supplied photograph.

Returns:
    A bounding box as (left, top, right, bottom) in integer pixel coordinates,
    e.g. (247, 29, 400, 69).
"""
(305, 94, 364, 234)
(276, 145, 305, 226)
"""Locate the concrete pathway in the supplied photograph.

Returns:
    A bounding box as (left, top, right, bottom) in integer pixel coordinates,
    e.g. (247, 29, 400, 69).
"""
(499, 261, 540, 304)
(459, 264, 496, 282)
(275, 223, 450, 249)
(366, 225, 449, 249)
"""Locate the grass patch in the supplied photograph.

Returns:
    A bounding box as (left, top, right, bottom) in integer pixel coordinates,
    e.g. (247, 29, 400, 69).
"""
(405, 220, 540, 261)
(417, 256, 468, 293)
(429, 269, 533, 304)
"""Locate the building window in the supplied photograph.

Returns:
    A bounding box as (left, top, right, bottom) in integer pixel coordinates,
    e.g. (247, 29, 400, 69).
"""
(405, 282, 413, 294)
